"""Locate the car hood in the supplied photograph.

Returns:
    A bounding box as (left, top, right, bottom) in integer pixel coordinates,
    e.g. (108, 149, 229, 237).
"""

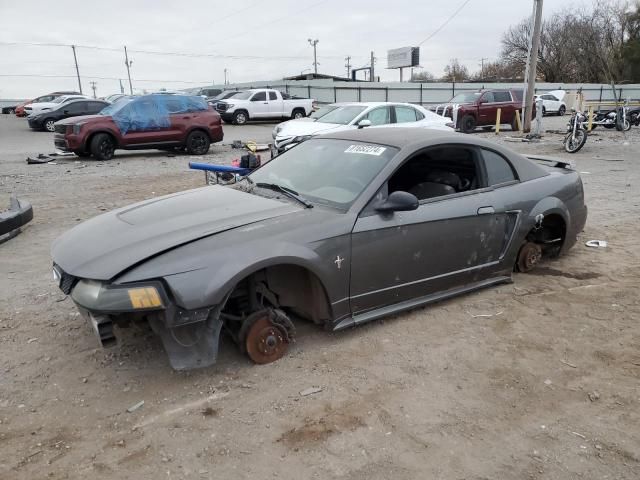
(51, 186, 300, 280)
(55, 114, 106, 126)
(548, 89, 566, 101)
(276, 121, 346, 138)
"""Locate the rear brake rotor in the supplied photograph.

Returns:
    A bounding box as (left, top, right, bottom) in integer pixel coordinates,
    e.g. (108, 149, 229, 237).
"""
(245, 313, 289, 364)
(517, 242, 542, 273)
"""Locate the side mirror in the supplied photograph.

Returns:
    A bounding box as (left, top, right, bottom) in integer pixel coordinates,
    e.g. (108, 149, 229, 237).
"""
(376, 191, 419, 213)
(357, 119, 372, 129)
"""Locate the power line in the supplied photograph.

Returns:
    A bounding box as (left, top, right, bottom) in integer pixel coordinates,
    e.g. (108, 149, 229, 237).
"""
(0, 41, 347, 60)
(416, 0, 473, 46)
(0, 74, 213, 84)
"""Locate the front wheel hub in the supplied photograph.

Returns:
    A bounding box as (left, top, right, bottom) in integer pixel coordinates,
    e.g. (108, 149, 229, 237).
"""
(244, 312, 291, 364)
(517, 242, 542, 273)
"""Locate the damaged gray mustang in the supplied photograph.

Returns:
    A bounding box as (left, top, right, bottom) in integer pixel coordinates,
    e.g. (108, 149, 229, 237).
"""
(51, 128, 587, 370)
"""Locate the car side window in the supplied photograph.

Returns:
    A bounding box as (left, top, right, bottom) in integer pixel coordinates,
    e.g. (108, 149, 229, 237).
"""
(394, 106, 418, 123)
(64, 102, 86, 113)
(268, 91, 277, 101)
(251, 92, 266, 102)
(364, 107, 391, 125)
(88, 102, 106, 113)
(494, 91, 512, 102)
(387, 146, 481, 202)
(482, 149, 517, 185)
(481, 92, 495, 103)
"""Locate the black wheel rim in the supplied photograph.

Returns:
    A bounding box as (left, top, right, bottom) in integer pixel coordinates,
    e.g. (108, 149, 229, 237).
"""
(99, 139, 114, 158)
(189, 134, 207, 154)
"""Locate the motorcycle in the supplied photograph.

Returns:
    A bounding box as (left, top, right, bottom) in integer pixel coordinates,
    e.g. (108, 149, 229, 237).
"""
(627, 106, 640, 127)
(564, 110, 588, 153)
(586, 107, 631, 131)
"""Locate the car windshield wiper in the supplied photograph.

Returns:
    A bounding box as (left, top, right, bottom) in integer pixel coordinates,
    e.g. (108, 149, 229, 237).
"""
(255, 182, 313, 208)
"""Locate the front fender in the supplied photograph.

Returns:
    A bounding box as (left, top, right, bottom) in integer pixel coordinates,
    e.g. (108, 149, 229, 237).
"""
(528, 196, 570, 230)
(161, 241, 339, 311)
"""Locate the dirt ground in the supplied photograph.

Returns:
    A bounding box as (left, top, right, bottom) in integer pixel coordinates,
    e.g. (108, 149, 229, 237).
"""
(1, 113, 639, 479)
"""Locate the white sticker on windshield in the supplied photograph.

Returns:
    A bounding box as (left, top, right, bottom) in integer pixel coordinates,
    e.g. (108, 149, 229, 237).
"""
(344, 144, 386, 156)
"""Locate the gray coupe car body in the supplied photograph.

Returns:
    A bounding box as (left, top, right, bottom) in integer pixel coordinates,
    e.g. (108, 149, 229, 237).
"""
(51, 128, 587, 369)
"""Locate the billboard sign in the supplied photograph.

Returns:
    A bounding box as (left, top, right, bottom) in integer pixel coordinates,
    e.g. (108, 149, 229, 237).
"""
(387, 47, 420, 69)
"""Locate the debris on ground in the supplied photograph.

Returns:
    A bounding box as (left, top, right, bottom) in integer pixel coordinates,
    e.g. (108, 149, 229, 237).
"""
(588, 391, 601, 402)
(585, 240, 608, 248)
(299, 387, 323, 397)
(0, 195, 33, 244)
(126, 400, 145, 413)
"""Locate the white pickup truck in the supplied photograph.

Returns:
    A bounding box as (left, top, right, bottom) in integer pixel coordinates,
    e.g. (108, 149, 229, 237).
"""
(214, 89, 314, 125)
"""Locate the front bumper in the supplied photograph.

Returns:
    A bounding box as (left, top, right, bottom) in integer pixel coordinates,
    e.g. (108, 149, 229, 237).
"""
(28, 118, 43, 129)
(53, 264, 224, 370)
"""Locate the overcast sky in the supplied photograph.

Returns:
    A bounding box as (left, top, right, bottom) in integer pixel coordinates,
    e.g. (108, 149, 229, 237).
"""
(0, 0, 591, 99)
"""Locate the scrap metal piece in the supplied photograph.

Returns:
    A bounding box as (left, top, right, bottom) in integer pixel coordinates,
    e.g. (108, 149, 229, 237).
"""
(0, 196, 33, 242)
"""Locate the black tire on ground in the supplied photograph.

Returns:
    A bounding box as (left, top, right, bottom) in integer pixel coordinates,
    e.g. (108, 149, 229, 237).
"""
(44, 118, 56, 132)
(482, 126, 493, 131)
(460, 114, 477, 133)
(558, 105, 566, 116)
(90, 133, 116, 160)
(73, 150, 91, 158)
(542, 106, 546, 116)
(511, 115, 519, 132)
(291, 108, 305, 120)
(233, 111, 248, 125)
(185, 130, 210, 155)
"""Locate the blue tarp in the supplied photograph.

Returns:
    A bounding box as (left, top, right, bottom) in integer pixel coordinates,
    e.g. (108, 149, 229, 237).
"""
(100, 94, 208, 134)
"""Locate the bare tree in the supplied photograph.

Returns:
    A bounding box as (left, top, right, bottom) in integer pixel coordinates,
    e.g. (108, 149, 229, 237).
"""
(410, 70, 435, 82)
(442, 59, 469, 82)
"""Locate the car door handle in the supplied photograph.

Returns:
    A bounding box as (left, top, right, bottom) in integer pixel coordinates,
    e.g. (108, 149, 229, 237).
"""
(477, 206, 495, 215)
(263, 102, 268, 104)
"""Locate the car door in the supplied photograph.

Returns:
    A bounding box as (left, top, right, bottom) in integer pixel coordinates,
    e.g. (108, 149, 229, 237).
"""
(120, 98, 173, 146)
(360, 106, 393, 128)
(492, 91, 515, 122)
(249, 91, 269, 118)
(477, 91, 496, 126)
(267, 91, 283, 117)
(60, 101, 88, 119)
(393, 105, 419, 125)
(349, 145, 511, 315)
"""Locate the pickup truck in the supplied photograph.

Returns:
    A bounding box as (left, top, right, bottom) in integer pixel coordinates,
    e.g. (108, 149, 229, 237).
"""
(215, 89, 314, 125)
(430, 89, 529, 133)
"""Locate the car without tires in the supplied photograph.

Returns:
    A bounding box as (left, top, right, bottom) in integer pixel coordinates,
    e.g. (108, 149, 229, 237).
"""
(52, 94, 223, 160)
(51, 128, 587, 370)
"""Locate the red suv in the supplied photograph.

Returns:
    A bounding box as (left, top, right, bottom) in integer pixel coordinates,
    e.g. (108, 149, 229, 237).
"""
(430, 89, 528, 133)
(54, 95, 223, 160)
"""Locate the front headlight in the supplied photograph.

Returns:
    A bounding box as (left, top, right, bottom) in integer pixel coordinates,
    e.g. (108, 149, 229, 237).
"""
(225, 104, 235, 109)
(272, 125, 283, 139)
(73, 122, 86, 135)
(71, 279, 165, 312)
(292, 135, 312, 143)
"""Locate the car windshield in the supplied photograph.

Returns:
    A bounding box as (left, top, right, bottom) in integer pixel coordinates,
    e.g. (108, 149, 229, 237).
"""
(310, 105, 338, 119)
(249, 139, 397, 209)
(316, 106, 367, 125)
(450, 92, 481, 103)
(230, 91, 253, 100)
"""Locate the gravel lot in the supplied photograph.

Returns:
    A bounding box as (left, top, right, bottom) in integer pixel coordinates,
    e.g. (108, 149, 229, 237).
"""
(1, 113, 639, 479)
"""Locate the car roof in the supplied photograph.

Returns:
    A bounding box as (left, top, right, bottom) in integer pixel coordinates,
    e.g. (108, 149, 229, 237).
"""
(316, 127, 548, 182)
(328, 102, 420, 108)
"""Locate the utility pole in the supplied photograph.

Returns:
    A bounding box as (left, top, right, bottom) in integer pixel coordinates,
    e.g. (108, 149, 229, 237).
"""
(345, 56, 351, 78)
(224, 68, 228, 85)
(370, 51, 375, 82)
(523, 0, 543, 132)
(119, 79, 124, 94)
(90, 81, 97, 98)
(71, 45, 83, 94)
(479, 57, 488, 81)
(124, 46, 133, 95)
(308, 39, 319, 74)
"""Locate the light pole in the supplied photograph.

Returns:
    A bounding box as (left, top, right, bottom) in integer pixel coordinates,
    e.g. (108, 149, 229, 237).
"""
(307, 38, 319, 74)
